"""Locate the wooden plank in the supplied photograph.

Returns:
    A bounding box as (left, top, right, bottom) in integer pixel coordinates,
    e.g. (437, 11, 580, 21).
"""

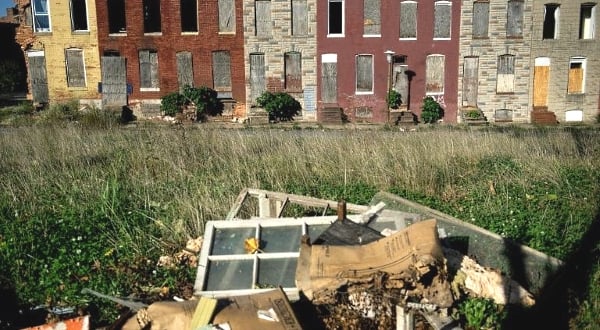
(568, 67, 583, 93)
(250, 53, 265, 101)
(462, 57, 479, 107)
(28, 52, 49, 103)
(533, 65, 549, 106)
(225, 188, 249, 220)
(321, 62, 337, 103)
(189, 296, 218, 329)
(176, 51, 194, 91)
(255, 0, 271, 37)
(292, 0, 307, 36)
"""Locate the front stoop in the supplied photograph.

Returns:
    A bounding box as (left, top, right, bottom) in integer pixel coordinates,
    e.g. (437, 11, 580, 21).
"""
(319, 106, 343, 125)
(460, 108, 488, 126)
(390, 110, 417, 126)
(531, 106, 558, 125)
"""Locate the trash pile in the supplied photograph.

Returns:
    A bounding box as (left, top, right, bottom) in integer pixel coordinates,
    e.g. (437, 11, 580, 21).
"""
(26, 189, 562, 330)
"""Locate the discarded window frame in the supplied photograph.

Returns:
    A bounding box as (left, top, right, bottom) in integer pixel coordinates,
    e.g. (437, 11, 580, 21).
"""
(107, 0, 126, 34)
(355, 54, 373, 94)
(496, 54, 515, 93)
(291, 0, 307, 36)
(65, 48, 86, 87)
(399, 1, 417, 39)
(506, 0, 524, 38)
(70, 0, 88, 31)
(284, 51, 302, 91)
(180, 0, 198, 33)
(218, 0, 235, 33)
(472, 0, 489, 38)
(32, 0, 51, 32)
(579, 3, 596, 39)
(543, 4, 560, 39)
(328, 0, 343, 36)
(143, 0, 162, 33)
(363, 0, 380, 36)
(255, 0, 271, 37)
(139, 49, 159, 90)
(434, 1, 451, 39)
(426, 54, 445, 95)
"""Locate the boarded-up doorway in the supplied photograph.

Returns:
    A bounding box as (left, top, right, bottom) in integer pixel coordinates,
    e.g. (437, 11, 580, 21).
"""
(27, 50, 49, 104)
(321, 54, 337, 104)
(533, 57, 550, 107)
(176, 51, 194, 91)
(249, 53, 265, 103)
(101, 56, 127, 108)
(462, 56, 479, 107)
(392, 60, 409, 107)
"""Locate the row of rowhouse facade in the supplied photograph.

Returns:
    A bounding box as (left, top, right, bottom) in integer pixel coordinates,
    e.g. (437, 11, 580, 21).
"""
(12, 0, 600, 123)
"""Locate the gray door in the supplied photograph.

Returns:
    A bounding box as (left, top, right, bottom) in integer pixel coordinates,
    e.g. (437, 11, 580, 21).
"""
(321, 62, 337, 104)
(27, 51, 49, 103)
(392, 64, 409, 106)
(249, 53, 265, 102)
(176, 51, 194, 91)
(101, 56, 127, 107)
(462, 56, 479, 107)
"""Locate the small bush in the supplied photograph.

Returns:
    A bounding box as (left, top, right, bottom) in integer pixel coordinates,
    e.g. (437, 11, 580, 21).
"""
(457, 298, 505, 330)
(256, 91, 301, 122)
(37, 100, 81, 125)
(421, 96, 444, 124)
(387, 90, 402, 109)
(160, 92, 185, 117)
(160, 86, 222, 119)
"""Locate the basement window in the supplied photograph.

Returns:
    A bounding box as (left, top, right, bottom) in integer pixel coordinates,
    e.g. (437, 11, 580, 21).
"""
(473, 1, 489, 38)
(363, 0, 380, 36)
(284, 51, 302, 91)
(328, 0, 344, 36)
(399, 1, 417, 39)
(496, 54, 515, 93)
(568, 57, 586, 94)
(107, 0, 126, 34)
(291, 0, 307, 36)
(212, 50, 232, 97)
(32, 0, 51, 32)
(70, 0, 88, 31)
(255, 0, 271, 37)
(143, 0, 162, 34)
(434, 1, 451, 39)
(181, 0, 198, 33)
(218, 0, 235, 33)
(507, 0, 524, 38)
(65, 48, 86, 87)
(543, 4, 560, 39)
(139, 50, 159, 90)
(579, 3, 596, 39)
(426, 54, 445, 95)
(355, 54, 373, 94)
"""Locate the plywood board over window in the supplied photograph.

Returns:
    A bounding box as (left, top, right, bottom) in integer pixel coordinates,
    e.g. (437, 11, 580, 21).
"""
(292, 0, 308, 36)
(218, 0, 235, 33)
(507, 0, 524, 38)
(434, 1, 451, 39)
(176, 51, 194, 90)
(255, 0, 271, 37)
(101, 56, 127, 107)
(426, 55, 445, 94)
(462, 56, 479, 107)
(363, 0, 380, 35)
(27, 51, 49, 103)
(568, 58, 586, 94)
(139, 50, 159, 89)
(65, 48, 86, 87)
(321, 54, 337, 103)
(496, 54, 515, 93)
(355, 54, 373, 93)
(212, 51, 232, 95)
(285, 52, 302, 91)
(399, 1, 417, 39)
(473, 1, 489, 38)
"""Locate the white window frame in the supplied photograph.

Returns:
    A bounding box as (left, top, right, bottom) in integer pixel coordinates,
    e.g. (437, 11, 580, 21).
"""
(433, 1, 452, 40)
(542, 4, 560, 39)
(32, 0, 51, 33)
(328, 0, 344, 37)
(426, 54, 445, 95)
(355, 54, 374, 94)
(399, 1, 417, 40)
(580, 3, 596, 39)
(568, 57, 586, 94)
(70, 0, 89, 32)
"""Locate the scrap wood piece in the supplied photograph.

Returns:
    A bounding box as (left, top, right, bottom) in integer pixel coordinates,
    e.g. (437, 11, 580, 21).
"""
(444, 247, 535, 306)
(190, 297, 218, 330)
(81, 288, 148, 311)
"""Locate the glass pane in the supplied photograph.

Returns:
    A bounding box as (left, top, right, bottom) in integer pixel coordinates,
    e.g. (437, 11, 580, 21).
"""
(257, 258, 297, 288)
(260, 226, 302, 252)
(206, 260, 254, 290)
(212, 227, 256, 255)
(307, 224, 330, 242)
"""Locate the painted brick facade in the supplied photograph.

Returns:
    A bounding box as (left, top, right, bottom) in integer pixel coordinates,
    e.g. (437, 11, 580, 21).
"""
(243, 0, 317, 120)
(95, 0, 246, 118)
(458, 0, 534, 123)
(530, 0, 600, 123)
(15, 0, 102, 104)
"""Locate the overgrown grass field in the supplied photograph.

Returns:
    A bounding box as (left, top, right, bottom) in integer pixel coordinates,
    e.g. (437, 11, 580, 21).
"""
(0, 103, 598, 328)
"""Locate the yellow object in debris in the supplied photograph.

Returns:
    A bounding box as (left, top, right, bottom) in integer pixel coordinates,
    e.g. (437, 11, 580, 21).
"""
(190, 296, 218, 330)
(244, 237, 262, 254)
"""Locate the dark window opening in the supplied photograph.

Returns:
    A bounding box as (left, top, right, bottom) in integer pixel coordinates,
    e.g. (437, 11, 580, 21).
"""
(543, 4, 559, 39)
(70, 0, 88, 31)
(328, 0, 342, 34)
(107, 0, 126, 33)
(103, 50, 120, 56)
(181, 0, 198, 32)
(143, 0, 162, 33)
(579, 3, 595, 39)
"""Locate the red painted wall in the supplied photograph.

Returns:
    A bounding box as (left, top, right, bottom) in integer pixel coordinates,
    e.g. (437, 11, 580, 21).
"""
(317, 0, 460, 123)
(95, 0, 245, 108)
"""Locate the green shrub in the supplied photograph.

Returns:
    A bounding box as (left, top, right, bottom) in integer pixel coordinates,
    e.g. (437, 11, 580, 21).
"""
(421, 96, 444, 124)
(387, 89, 402, 109)
(457, 298, 505, 329)
(256, 91, 301, 122)
(37, 100, 81, 125)
(160, 86, 222, 119)
(160, 92, 185, 116)
(464, 109, 482, 119)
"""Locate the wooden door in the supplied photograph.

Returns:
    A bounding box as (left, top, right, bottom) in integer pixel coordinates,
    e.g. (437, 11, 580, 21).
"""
(27, 51, 49, 104)
(462, 56, 479, 107)
(249, 53, 265, 102)
(101, 56, 127, 107)
(321, 62, 337, 104)
(392, 64, 409, 106)
(533, 58, 550, 107)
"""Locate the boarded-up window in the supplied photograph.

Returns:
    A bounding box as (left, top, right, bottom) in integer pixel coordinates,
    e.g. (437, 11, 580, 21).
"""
(65, 48, 86, 87)
(70, 0, 88, 31)
(496, 54, 515, 93)
(507, 0, 524, 38)
(218, 0, 235, 33)
(212, 51, 232, 92)
(473, 1, 489, 38)
(543, 4, 559, 39)
(568, 57, 586, 94)
(426, 55, 445, 94)
(27, 51, 49, 103)
(328, 0, 343, 35)
(579, 3, 596, 39)
(250, 53, 265, 102)
(32, 0, 51, 32)
(143, 0, 161, 33)
(255, 0, 271, 37)
(285, 52, 302, 91)
(139, 49, 159, 89)
(176, 52, 194, 90)
(434, 1, 451, 39)
(108, 0, 126, 33)
(292, 0, 307, 36)
(181, 0, 198, 32)
(356, 54, 373, 93)
(321, 54, 337, 103)
(400, 1, 417, 39)
(364, 0, 380, 35)
(462, 56, 479, 107)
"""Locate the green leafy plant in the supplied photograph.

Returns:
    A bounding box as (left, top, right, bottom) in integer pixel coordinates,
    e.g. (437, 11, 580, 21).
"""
(387, 90, 402, 109)
(160, 86, 223, 119)
(256, 91, 301, 122)
(421, 96, 444, 124)
(465, 109, 482, 119)
(457, 298, 505, 329)
(160, 92, 185, 117)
